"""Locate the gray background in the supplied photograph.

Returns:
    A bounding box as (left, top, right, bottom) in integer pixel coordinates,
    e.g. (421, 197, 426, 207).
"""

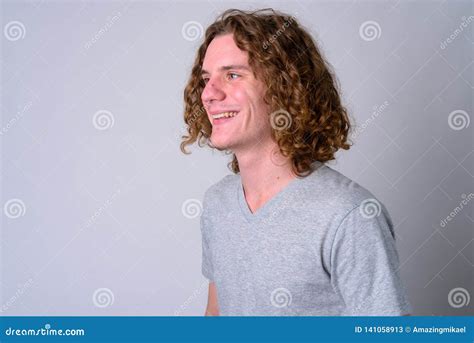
(1, 0, 472, 316)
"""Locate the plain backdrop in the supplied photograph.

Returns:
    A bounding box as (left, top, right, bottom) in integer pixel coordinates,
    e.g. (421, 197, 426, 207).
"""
(1, 0, 472, 316)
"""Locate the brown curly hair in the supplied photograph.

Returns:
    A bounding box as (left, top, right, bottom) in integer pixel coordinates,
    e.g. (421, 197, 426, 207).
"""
(180, 8, 352, 177)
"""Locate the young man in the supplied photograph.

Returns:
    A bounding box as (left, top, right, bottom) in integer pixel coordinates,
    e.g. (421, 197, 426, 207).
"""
(181, 9, 412, 316)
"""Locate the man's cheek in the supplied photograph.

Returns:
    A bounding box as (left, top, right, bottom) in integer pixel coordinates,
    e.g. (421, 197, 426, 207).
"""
(232, 87, 249, 103)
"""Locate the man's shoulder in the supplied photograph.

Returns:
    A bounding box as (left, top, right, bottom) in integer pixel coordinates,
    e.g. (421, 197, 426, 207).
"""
(304, 164, 381, 212)
(203, 174, 239, 205)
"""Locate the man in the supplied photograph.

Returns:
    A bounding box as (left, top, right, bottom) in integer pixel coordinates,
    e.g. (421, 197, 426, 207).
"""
(181, 9, 412, 316)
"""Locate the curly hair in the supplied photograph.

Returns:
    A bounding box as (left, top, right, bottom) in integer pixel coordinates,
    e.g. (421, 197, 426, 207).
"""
(180, 8, 352, 177)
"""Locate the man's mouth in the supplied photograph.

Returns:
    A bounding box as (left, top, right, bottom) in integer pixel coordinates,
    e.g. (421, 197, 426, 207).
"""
(211, 111, 239, 125)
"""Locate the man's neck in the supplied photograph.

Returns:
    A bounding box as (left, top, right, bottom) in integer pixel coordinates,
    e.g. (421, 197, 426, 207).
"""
(235, 142, 297, 212)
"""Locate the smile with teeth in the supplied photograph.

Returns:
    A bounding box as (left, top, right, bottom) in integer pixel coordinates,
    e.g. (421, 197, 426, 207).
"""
(212, 111, 238, 119)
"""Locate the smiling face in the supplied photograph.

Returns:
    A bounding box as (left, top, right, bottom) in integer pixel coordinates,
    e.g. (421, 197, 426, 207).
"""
(201, 33, 272, 153)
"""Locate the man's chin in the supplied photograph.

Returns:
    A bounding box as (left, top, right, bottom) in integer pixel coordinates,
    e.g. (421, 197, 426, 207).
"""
(209, 137, 227, 151)
(212, 143, 229, 151)
(210, 137, 236, 152)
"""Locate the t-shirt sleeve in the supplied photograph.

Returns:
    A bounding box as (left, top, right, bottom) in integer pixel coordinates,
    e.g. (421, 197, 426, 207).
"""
(330, 203, 413, 316)
(200, 193, 214, 282)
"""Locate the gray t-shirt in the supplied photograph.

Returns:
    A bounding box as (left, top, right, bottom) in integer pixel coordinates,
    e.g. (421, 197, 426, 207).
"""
(200, 162, 412, 316)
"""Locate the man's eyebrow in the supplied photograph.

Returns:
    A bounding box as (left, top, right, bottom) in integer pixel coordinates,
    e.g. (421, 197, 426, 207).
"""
(201, 65, 251, 75)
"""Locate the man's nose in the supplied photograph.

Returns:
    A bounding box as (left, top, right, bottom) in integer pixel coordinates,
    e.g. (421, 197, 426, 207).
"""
(201, 80, 225, 105)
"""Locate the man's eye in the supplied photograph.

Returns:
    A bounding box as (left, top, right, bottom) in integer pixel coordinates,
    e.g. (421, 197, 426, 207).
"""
(227, 73, 240, 80)
(202, 77, 210, 84)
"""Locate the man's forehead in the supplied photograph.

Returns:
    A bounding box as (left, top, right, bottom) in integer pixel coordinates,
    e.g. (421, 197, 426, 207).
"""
(202, 34, 249, 72)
